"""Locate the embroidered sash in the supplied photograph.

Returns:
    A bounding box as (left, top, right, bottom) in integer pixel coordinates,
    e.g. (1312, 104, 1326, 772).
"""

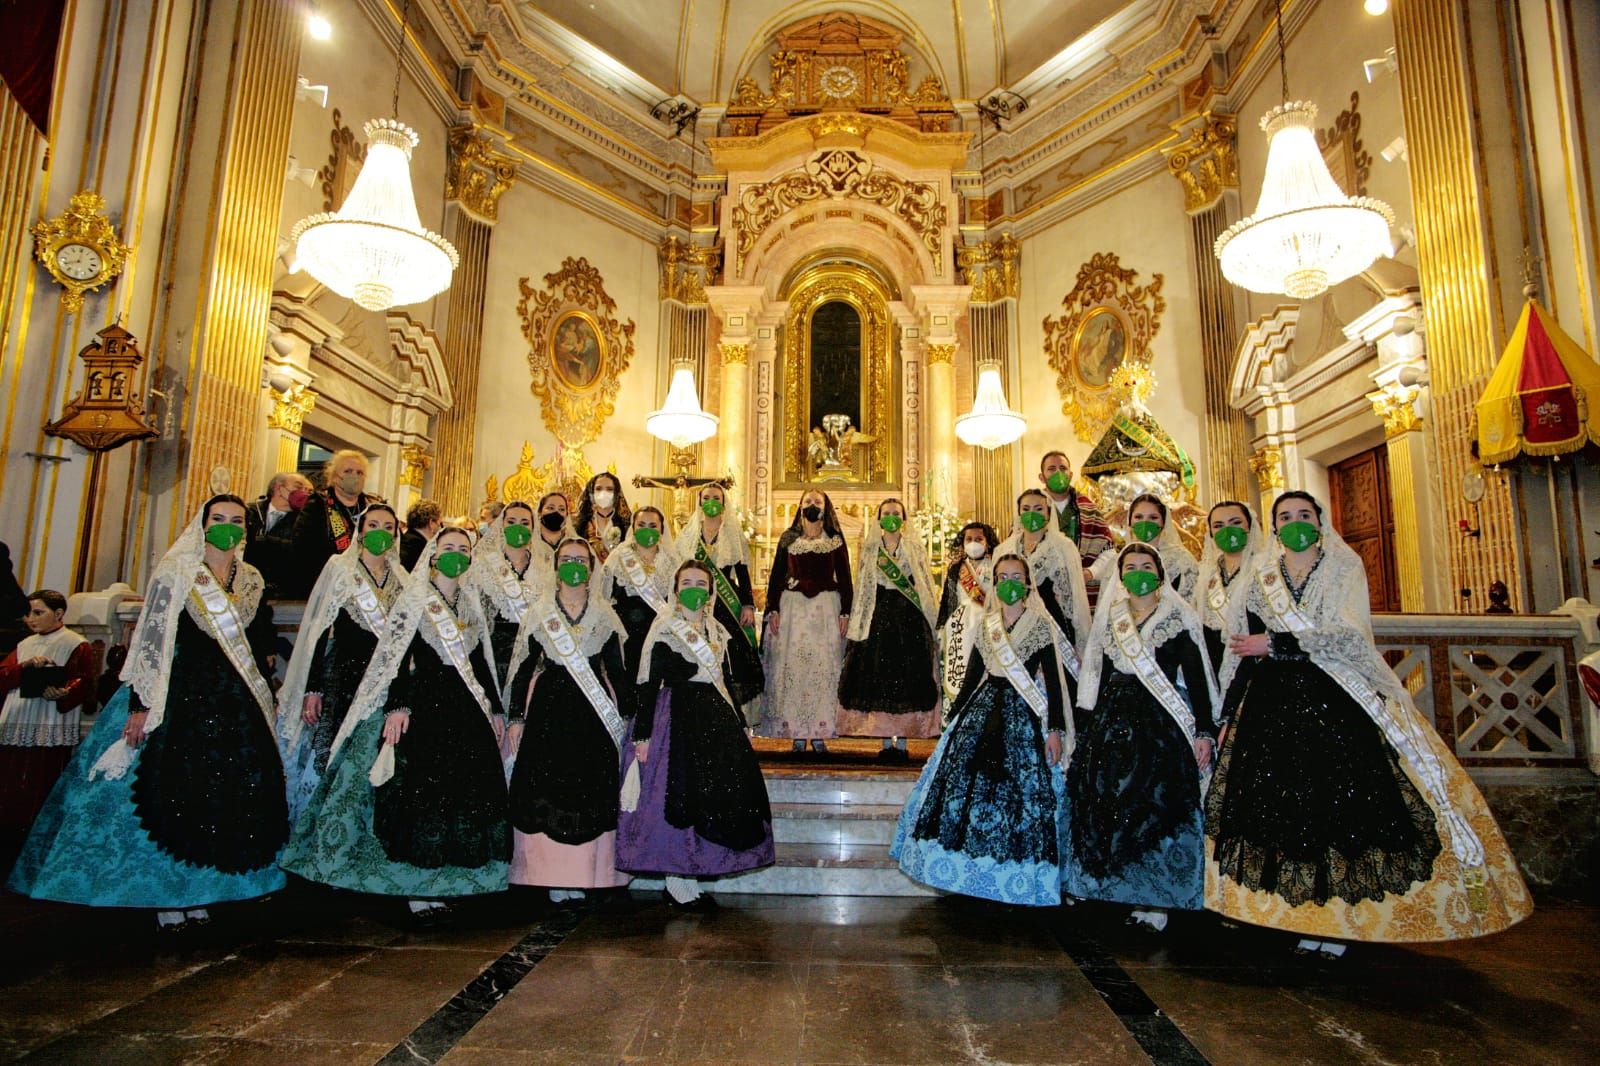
(189, 571, 275, 723)
(665, 614, 735, 707)
(618, 547, 669, 612)
(1109, 599, 1194, 741)
(982, 612, 1051, 724)
(696, 539, 756, 645)
(540, 606, 625, 748)
(1255, 565, 1488, 875)
(1205, 569, 1231, 623)
(424, 596, 493, 719)
(957, 560, 987, 607)
(877, 545, 920, 608)
(1043, 611, 1082, 682)
(350, 568, 389, 635)
(497, 556, 533, 622)
(328, 502, 352, 552)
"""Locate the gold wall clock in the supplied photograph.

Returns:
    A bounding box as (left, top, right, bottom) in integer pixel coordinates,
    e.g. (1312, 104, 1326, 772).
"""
(31, 190, 132, 314)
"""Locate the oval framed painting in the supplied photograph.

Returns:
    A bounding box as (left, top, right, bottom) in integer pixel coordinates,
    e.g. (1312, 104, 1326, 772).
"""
(1072, 306, 1129, 392)
(548, 310, 606, 392)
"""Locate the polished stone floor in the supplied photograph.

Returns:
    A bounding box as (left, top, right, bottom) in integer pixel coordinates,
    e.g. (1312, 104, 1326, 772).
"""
(0, 886, 1594, 1065)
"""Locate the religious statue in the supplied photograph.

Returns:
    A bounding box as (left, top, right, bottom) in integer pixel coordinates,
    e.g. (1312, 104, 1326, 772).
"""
(808, 413, 877, 481)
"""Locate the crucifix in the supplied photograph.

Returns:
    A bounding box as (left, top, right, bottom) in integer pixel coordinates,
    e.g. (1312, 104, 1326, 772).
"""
(630, 444, 733, 533)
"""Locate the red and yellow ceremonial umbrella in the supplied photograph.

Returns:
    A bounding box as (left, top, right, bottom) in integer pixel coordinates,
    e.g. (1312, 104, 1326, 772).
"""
(1475, 299, 1600, 465)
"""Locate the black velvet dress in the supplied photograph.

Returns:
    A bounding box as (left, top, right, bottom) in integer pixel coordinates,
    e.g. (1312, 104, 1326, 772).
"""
(373, 635, 509, 869)
(634, 652, 771, 852)
(706, 556, 764, 707)
(838, 590, 940, 716)
(1034, 576, 1077, 648)
(506, 624, 632, 844)
(304, 611, 380, 776)
(611, 582, 663, 684)
(129, 605, 287, 874)
(1205, 603, 1441, 907)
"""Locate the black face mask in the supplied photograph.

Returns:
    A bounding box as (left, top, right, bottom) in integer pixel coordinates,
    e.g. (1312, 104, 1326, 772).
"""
(802, 505, 823, 523)
(540, 512, 565, 532)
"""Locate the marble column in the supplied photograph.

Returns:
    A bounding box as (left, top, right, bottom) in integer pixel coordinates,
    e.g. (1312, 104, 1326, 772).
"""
(434, 126, 516, 516)
(265, 384, 317, 475)
(924, 343, 956, 509)
(718, 341, 750, 480)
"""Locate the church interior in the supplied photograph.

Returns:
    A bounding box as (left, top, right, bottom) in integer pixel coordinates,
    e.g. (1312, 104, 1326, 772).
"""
(1, 0, 1599, 1062)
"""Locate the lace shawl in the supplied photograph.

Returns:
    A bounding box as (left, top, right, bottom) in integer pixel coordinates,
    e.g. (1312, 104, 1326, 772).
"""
(972, 598, 1074, 752)
(276, 534, 402, 756)
(469, 516, 543, 623)
(995, 527, 1090, 652)
(599, 538, 680, 605)
(1091, 523, 1201, 600)
(1194, 503, 1267, 631)
(636, 606, 730, 687)
(673, 497, 751, 570)
(1078, 584, 1219, 716)
(502, 588, 626, 710)
(847, 524, 937, 639)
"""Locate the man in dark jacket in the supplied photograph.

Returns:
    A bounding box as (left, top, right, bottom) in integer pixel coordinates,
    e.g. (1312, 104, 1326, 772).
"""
(245, 472, 311, 597)
(400, 499, 442, 571)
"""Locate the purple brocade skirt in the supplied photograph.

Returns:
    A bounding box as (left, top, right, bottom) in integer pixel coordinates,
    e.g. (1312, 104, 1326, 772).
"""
(616, 689, 774, 878)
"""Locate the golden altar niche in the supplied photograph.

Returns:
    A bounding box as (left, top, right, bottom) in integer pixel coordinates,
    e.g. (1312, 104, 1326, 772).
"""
(779, 260, 899, 489)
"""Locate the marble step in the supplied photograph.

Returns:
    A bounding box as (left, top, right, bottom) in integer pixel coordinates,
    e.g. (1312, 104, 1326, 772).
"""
(770, 802, 903, 845)
(761, 772, 918, 806)
(711, 842, 932, 897)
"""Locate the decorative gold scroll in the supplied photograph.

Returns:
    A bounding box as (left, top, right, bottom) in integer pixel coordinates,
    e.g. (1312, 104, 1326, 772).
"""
(445, 125, 517, 222)
(957, 232, 1020, 303)
(1317, 92, 1372, 197)
(316, 108, 366, 213)
(516, 257, 635, 446)
(1163, 112, 1239, 214)
(1042, 253, 1166, 442)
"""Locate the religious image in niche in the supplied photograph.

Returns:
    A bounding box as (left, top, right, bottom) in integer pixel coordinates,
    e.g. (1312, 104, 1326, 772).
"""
(1074, 308, 1127, 390)
(551, 312, 604, 390)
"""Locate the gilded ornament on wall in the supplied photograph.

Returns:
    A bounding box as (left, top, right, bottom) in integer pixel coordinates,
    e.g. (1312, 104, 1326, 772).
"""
(445, 126, 517, 223)
(733, 149, 946, 266)
(1317, 92, 1372, 197)
(957, 233, 1020, 303)
(657, 235, 721, 304)
(1163, 112, 1239, 214)
(1043, 253, 1166, 442)
(517, 257, 635, 446)
(498, 440, 607, 510)
(317, 109, 367, 213)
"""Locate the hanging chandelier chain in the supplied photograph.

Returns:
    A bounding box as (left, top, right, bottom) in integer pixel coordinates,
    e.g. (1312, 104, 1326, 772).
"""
(1275, 0, 1288, 105)
(392, 0, 413, 119)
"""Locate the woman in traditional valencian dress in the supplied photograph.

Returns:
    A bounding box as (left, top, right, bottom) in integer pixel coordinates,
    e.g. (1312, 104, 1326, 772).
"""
(10, 496, 287, 932)
(937, 522, 998, 707)
(760, 489, 852, 751)
(505, 538, 633, 902)
(531, 492, 575, 581)
(277, 504, 404, 821)
(1065, 544, 1218, 931)
(1206, 491, 1532, 956)
(575, 472, 631, 565)
(617, 561, 774, 909)
(1091, 493, 1199, 600)
(469, 500, 541, 692)
(892, 554, 1071, 905)
(601, 505, 679, 679)
(673, 483, 763, 710)
(995, 490, 1090, 652)
(282, 529, 509, 919)
(838, 499, 941, 760)
(1193, 500, 1266, 676)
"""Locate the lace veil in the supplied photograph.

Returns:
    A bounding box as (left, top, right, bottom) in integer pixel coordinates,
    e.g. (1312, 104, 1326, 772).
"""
(847, 515, 938, 640)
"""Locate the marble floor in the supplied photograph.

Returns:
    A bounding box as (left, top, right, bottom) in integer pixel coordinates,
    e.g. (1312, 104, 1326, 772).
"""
(0, 886, 1593, 1065)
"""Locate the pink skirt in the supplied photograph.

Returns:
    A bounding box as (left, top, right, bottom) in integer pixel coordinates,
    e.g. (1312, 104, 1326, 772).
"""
(508, 829, 632, 889)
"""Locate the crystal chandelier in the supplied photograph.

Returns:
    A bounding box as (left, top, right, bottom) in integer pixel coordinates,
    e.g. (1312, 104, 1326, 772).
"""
(289, 0, 457, 311)
(954, 112, 1027, 451)
(646, 363, 719, 447)
(1214, 0, 1394, 300)
(955, 362, 1027, 448)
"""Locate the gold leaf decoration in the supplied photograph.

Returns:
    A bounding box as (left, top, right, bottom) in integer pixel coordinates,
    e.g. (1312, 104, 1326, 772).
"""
(516, 257, 635, 446)
(1042, 253, 1166, 442)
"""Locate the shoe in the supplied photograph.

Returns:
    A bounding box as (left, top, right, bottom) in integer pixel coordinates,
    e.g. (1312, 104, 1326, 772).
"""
(664, 891, 719, 913)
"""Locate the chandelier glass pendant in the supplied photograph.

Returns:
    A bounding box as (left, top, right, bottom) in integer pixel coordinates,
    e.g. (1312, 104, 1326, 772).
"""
(1213, 0, 1394, 300)
(954, 115, 1027, 450)
(646, 364, 719, 447)
(290, 0, 457, 311)
(955, 364, 1027, 448)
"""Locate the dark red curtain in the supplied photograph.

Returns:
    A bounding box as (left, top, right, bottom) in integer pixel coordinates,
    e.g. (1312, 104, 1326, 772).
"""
(0, 0, 69, 134)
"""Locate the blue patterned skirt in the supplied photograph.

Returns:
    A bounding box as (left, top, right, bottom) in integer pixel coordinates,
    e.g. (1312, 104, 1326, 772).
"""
(891, 681, 1067, 905)
(7, 687, 286, 908)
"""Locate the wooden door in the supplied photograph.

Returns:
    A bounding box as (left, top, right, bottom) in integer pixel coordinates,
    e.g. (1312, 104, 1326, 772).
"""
(1328, 446, 1402, 612)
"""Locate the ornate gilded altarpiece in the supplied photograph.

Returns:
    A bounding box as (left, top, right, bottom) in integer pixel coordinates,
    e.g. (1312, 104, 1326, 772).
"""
(1043, 253, 1166, 442)
(516, 257, 635, 447)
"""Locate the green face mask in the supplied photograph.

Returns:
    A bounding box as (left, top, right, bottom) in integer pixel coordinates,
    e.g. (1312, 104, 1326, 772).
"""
(361, 529, 394, 556)
(678, 586, 710, 612)
(1131, 520, 1163, 543)
(1122, 569, 1161, 597)
(995, 578, 1028, 605)
(1277, 520, 1321, 552)
(701, 498, 723, 518)
(435, 550, 471, 579)
(502, 523, 532, 549)
(204, 522, 244, 552)
(1019, 510, 1048, 534)
(1212, 525, 1249, 554)
(634, 526, 661, 548)
(1045, 471, 1071, 494)
(557, 560, 590, 587)
(879, 514, 904, 533)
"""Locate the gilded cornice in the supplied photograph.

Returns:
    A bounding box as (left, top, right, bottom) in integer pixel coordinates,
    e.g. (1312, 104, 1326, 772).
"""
(957, 233, 1020, 303)
(1162, 111, 1239, 214)
(707, 113, 969, 173)
(445, 125, 517, 223)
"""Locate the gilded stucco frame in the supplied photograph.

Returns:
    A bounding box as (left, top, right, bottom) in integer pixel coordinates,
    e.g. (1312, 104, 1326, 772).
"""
(1043, 252, 1165, 443)
(516, 257, 635, 446)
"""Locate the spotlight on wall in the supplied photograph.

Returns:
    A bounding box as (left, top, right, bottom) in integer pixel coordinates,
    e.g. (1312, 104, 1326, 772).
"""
(975, 90, 1029, 131)
(1363, 47, 1397, 82)
(284, 156, 319, 188)
(649, 98, 700, 138)
(296, 76, 330, 108)
(1379, 136, 1408, 163)
(307, 8, 332, 40)
(1363, 0, 1389, 14)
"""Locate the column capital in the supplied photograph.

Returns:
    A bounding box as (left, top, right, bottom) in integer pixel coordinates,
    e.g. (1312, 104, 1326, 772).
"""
(1162, 110, 1239, 215)
(926, 343, 957, 365)
(719, 340, 750, 365)
(445, 125, 517, 224)
(1368, 384, 1425, 439)
(266, 383, 317, 434)
(1248, 446, 1286, 492)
